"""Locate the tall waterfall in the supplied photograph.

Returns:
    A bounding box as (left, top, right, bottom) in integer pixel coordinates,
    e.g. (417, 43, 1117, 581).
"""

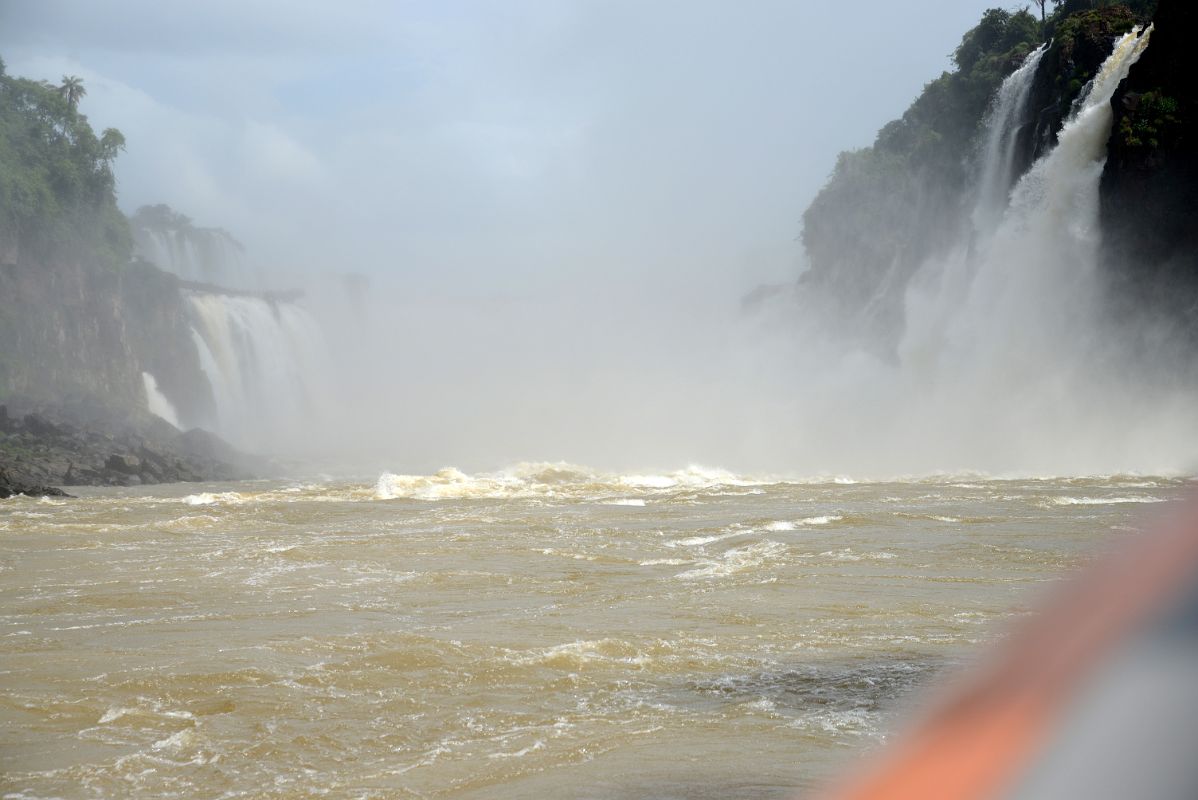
(905, 27, 1153, 369)
(971, 43, 1047, 237)
(773, 26, 1194, 475)
(187, 292, 327, 450)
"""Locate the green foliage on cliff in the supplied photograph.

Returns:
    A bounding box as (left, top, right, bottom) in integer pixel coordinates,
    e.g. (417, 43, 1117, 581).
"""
(1048, 0, 1156, 29)
(1118, 90, 1180, 149)
(1044, 5, 1135, 119)
(0, 58, 130, 267)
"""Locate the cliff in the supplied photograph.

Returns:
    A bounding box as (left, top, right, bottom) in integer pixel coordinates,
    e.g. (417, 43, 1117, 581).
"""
(796, 1, 1195, 353)
(0, 58, 243, 487)
(0, 253, 215, 425)
(1100, 0, 1198, 324)
(799, 8, 1041, 352)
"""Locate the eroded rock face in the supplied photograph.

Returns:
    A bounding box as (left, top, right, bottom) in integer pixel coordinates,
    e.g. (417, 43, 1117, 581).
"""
(1100, 0, 1198, 326)
(0, 254, 216, 429)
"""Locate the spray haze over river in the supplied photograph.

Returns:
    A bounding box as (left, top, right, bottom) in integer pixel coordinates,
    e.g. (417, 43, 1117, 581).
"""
(3, 4, 1198, 799)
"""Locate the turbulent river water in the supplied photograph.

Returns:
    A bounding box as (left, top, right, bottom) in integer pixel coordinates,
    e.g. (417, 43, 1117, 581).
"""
(1, 466, 1188, 798)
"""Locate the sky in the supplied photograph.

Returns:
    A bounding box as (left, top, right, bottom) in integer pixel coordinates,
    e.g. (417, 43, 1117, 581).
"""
(1, 0, 1008, 299)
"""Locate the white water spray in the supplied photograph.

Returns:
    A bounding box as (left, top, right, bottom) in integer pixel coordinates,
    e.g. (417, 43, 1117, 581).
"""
(141, 371, 182, 429)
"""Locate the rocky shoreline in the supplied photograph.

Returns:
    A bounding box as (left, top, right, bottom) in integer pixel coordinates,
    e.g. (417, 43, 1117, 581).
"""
(0, 404, 261, 495)
(0, 465, 70, 498)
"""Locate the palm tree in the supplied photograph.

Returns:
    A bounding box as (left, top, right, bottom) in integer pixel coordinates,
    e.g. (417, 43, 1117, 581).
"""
(58, 75, 86, 108)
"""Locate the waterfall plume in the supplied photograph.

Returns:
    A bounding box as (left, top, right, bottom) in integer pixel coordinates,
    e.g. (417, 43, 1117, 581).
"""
(765, 25, 1196, 476)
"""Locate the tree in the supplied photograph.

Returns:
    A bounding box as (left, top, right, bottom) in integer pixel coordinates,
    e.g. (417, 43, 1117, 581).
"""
(58, 75, 86, 108)
(99, 128, 126, 163)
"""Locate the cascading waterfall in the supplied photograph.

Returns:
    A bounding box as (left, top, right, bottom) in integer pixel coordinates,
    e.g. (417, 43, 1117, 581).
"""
(187, 292, 327, 450)
(902, 43, 1051, 360)
(141, 371, 182, 429)
(905, 26, 1174, 469)
(133, 227, 247, 286)
(776, 25, 1192, 475)
(971, 43, 1047, 237)
(906, 27, 1153, 368)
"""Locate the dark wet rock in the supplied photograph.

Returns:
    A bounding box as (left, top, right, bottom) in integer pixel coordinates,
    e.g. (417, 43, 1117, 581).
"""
(0, 466, 71, 499)
(0, 402, 264, 489)
(105, 453, 139, 474)
(1100, 0, 1198, 327)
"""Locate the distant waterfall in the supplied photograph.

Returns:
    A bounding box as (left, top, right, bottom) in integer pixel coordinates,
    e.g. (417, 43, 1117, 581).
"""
(187, 292, 327, 449)
(131, 218, 249, 287)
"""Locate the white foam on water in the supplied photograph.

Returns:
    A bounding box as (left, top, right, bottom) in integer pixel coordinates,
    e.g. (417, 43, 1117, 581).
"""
(99, 707, 134, 724)
(182, 492, 244, 506)
(675, 540, 788, 580)
(151, 729, 194, 751)
(373, 463, 785, 502)
(512, 638, 654, 668)
(1049, 495, 1167, 506)
(820, 548, 897, 562)
(760, 516, 842, 529)
(488, 740, 546, 759)
(667, 529, 750, 548)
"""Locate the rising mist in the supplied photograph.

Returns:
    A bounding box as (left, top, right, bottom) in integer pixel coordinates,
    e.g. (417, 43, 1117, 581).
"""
(4, 1, 1195, 480)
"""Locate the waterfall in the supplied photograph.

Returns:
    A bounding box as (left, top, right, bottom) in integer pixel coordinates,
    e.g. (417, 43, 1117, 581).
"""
(772, 25, 1188, 475)
(130, 211, 250, 288)
(971, 43, 1048, 237)
(899, 26, 1160, 468)
(922, 26, 1152, 358)
(136, 228, 245, 285)
(142, 371, 182, 429)
(186, 292, 327, 450)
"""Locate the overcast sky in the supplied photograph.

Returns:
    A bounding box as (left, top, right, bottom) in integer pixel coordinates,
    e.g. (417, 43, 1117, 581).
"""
(2, 0, 1008, 299)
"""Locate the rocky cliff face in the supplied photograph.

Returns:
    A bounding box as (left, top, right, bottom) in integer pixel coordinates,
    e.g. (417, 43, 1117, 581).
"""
(0, 248, 215, 426)
(1100, 0, 1198, 325)
(797, 8, 1043, 354)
